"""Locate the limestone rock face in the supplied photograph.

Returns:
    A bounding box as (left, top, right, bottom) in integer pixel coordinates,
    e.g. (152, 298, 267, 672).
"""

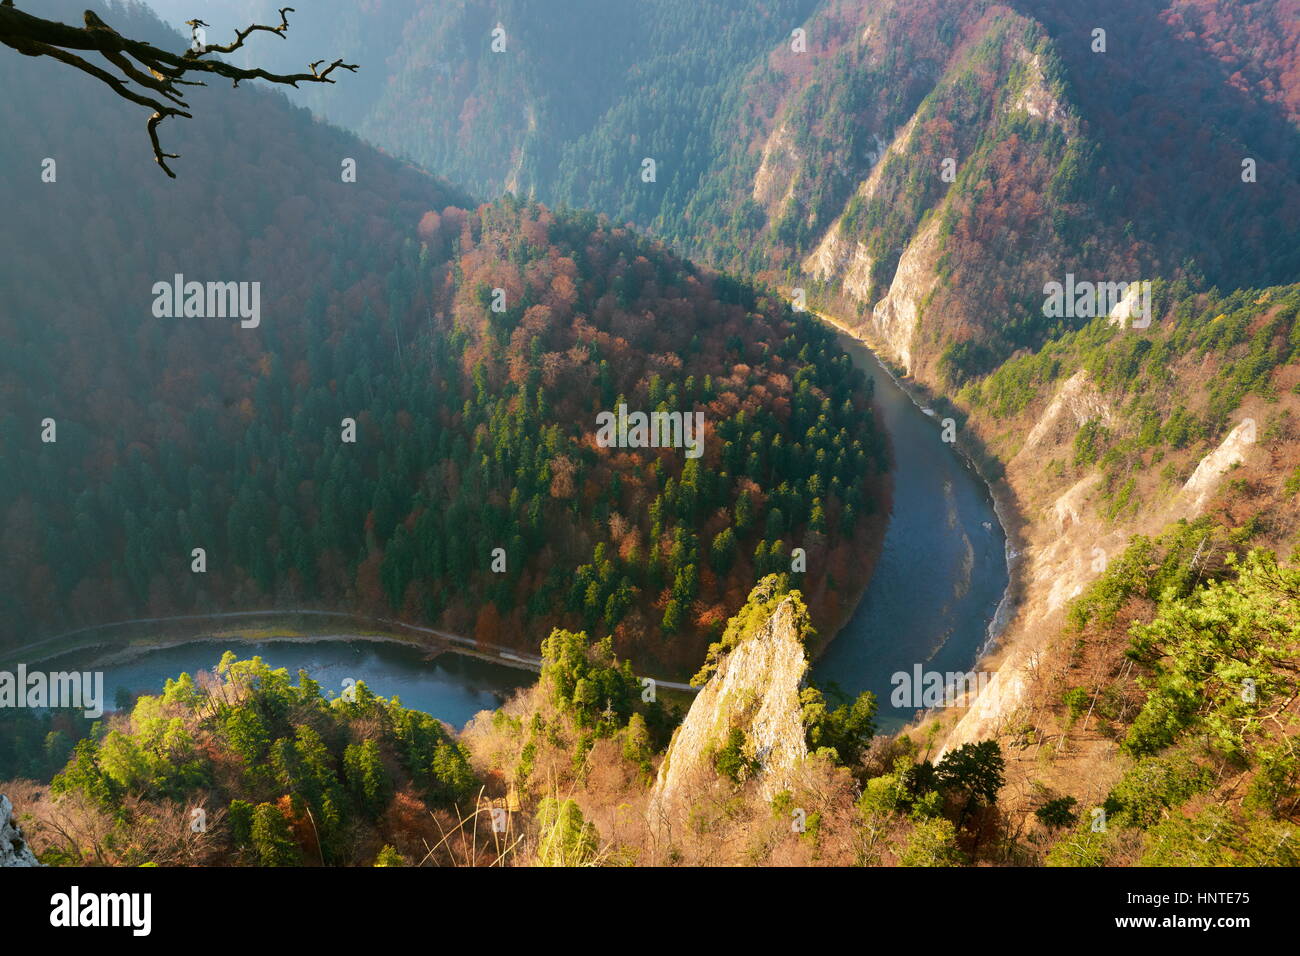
(1006, 52, 1071, 130)
(1022, 370, 1113, 454)
(864, 214, 943, 375)
(802, 119, 913, 306)
(753, 123, 800, 212)
(1182, 418, 1257, 515)
(650, 598, 809, 825)
(0, 794, 40, 867)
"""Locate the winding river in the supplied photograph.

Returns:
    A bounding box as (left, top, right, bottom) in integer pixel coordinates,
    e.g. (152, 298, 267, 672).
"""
(24, 329, 1009, 733)
(811, 327, 1010, 731)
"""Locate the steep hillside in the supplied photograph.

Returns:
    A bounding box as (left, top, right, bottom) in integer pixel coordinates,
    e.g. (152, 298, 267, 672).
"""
(1, 0, 468, 636)
(697, 0, 1300, 383)
(918, 282, 1300, 863)
(164, 0, 1300, 390)
(139, 0, 822, 204)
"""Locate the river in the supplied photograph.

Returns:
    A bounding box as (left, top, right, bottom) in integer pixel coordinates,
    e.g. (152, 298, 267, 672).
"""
(51, 637, 532, 729)
(811, 327, 1010, 731)
(27, 333, 1008, 733)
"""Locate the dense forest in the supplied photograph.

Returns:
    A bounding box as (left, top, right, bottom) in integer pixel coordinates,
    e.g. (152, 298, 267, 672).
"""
(0, 1, 887, 676)
(144, 0, 1300, 384)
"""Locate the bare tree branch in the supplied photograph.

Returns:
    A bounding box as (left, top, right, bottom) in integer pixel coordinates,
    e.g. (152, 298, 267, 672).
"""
(0, 3, 357, 177)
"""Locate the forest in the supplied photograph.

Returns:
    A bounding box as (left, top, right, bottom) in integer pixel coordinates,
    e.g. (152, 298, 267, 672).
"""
(155, 0, 1300, 387)
(0, 2, 888, 676)
(1, 190, 888, 672)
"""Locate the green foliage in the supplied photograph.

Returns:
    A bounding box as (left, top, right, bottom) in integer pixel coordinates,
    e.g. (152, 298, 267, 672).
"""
(1072, 418, 1108, 467)
(621, 713, 654, 781)
(899, 817, 964, 867)
(250, 802, 299, 867)
(343, 740, 391, 818)
(692, 575, 813, 685)
(44, 657, 482, 865)
(713, 727, 756, 784)
(1140, 807, 1300, 867)
(1106, 750, 1212, 831)
(534, 797, 600, 867)
(51, 739, 122, 815)
(1123, 549, 1300, 760)
(1047, 529, 1300, 866)
(1244, 746, 1299, 815)
(1061, 687, 1090, 727)
(935, 740, 1005, 814)
(800, 686, 877, 767)
(1035, 796, 1078, 829)
(1045, 828, 1111, 867)
(0, 709, 93, 782)
(228, 799, 254, 849)
(540, 629, 639, 732)
(1067, 520, 1215, 633)
(374, 845, 407, 867)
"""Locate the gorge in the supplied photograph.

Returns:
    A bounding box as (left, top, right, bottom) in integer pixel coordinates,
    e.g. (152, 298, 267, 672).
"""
(22, 321, 1011, 735)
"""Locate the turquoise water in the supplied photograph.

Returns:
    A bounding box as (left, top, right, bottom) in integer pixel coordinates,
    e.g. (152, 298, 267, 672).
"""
(83, 639, 531, 728)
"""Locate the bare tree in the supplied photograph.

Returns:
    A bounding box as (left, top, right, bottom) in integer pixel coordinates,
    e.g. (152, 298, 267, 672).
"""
(0, 3, 356, 176)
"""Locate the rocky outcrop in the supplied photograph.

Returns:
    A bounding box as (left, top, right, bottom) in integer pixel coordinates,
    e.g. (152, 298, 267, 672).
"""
(0, 794, 40, 867)
(752, 123, 801, 212)
(1006, 52, 1070, 130)
(1022, 370, 1114, 454)
(940, 401, 1259, 753)
(803, 117, 916, 305)
(1050, 472, 1101, 532)
(650, 598, 809, 823)
(804, 231, 876, 302)
(1181, 418, 1257, 515)
(864, 214, 943, 374)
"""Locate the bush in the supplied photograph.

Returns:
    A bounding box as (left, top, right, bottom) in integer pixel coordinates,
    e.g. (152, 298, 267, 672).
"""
(1035, 796, 1078, 829)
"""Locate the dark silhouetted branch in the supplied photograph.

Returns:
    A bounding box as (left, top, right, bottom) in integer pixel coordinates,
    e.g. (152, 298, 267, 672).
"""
(0, 3, 356, 177)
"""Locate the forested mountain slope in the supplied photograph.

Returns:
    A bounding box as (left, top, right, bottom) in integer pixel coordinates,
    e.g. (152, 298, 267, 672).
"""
(139, 0, 823, 204)
(0, 1, 887, 675)
(141, 0, 1300, 389)
(917, 281, 1300, 863)
(4, 0, 1298, 871)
